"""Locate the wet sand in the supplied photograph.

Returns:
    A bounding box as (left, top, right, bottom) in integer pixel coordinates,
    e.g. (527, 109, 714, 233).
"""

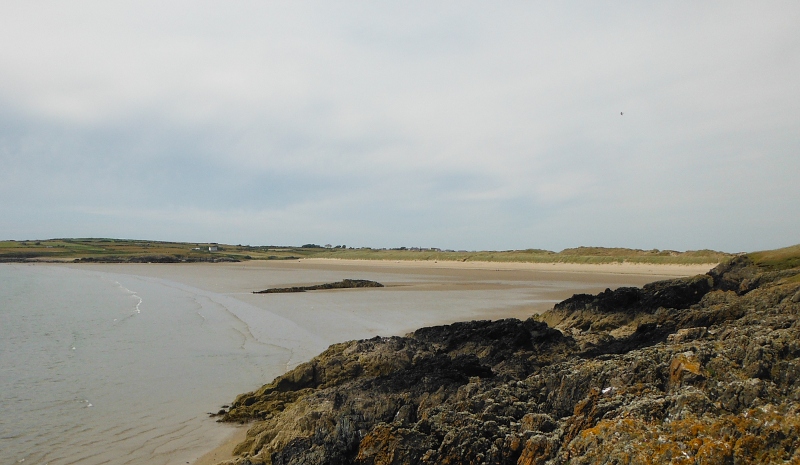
(66, 258, 715, 296)
(173, 259, 717, 463)
(61, 259, 715, 464)
(66, 259, 716, 341)
(296, 258, 715, 276)
(193, 426, 248, 465)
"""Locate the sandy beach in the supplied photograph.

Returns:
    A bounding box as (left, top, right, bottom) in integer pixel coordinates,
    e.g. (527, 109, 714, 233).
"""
(65, 259, 717, 342)
(193, 426, 248, 465)
(66, 258, 716, 295)
(57, 259, 716, 464)
(294, 258, 715, 276)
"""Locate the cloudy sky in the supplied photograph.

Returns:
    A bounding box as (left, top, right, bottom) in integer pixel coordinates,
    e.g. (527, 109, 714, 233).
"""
(1, 2, 798, 252)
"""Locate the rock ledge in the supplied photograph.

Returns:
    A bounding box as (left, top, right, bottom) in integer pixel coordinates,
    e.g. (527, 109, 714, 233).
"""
(217, 254, 800, 464)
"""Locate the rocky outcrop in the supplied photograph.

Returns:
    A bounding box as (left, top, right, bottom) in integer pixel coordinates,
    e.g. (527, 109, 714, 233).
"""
(216, 252, 800, 464)
(254, 280, 384, 294)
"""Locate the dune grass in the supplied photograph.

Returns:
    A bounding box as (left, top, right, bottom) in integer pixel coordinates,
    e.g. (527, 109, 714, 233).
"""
(0, 238, 744, 265)
(748, 244, 800, 270)
(306, 246, 730, 265)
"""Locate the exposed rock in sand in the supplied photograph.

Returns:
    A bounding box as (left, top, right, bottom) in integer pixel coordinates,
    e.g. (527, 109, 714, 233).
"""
(216, 254, 800, 464)
(253, 279, 384, 294)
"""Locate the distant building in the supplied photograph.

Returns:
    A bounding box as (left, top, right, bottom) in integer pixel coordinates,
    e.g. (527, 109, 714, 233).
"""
(209, 246, 218, 252)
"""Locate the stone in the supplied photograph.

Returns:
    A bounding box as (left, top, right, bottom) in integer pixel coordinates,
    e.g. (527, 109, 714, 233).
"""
(213, 254, 800, 465)
(667, 326, 707, 344)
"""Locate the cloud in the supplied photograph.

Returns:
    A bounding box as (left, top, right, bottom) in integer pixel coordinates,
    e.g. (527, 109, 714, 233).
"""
(0, 2, 798, 251)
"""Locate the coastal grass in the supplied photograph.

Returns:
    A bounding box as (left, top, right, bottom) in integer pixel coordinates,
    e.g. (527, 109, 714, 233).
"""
(748, 244, 800, 270)
(0, 238, 737, 265)
(306, 245, 732, 265)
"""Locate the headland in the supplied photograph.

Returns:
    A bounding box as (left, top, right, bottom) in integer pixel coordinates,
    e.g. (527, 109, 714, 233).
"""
(205, 244, 800, 464)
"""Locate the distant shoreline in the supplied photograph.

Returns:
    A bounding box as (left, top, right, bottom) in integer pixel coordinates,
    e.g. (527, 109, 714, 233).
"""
(0, 238, 733, 266)
(0, 257, 720, 278)
(294, 257, 717, 277)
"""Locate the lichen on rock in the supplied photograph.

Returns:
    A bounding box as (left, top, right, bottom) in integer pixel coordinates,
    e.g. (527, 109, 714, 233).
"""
(215, 248, 800, 465)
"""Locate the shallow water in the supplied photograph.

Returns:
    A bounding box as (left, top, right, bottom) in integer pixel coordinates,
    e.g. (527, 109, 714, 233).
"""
(0, 263, 651, 464)
(1, 265, 303, 465)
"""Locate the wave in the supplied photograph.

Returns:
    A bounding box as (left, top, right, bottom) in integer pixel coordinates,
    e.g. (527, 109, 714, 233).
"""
(103, 278, 144, 315)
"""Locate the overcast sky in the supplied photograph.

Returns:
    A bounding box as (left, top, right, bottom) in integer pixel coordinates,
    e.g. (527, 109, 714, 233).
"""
(1, 2, 798, 252)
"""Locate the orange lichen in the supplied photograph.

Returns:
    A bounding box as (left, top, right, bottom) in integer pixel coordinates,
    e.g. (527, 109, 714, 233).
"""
(668, 353, 705, 388)
(566, 405, 800, 465)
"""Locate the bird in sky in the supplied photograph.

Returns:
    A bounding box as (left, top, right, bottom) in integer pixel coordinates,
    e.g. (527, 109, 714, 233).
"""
(620, 112, 624, 115)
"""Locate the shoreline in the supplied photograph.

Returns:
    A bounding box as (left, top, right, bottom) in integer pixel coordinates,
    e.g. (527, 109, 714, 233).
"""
(293, 257, 717, 276)
(204, 255, 800, 463)
(6, 260, 716, 464)
(193, 425, 248, 465)
(183, 259, 714, 464)
(10, 257, 718, 278)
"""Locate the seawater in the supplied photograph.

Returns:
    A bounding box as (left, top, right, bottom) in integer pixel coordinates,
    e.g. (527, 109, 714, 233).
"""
(0, 264, 317, 465)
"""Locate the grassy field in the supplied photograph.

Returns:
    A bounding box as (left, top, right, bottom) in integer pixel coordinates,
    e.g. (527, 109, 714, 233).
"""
(305, 247, 732, 265)
(0, 238, 736, 265)
(0, 238, 295, 262)
(748, 244, 800, 270)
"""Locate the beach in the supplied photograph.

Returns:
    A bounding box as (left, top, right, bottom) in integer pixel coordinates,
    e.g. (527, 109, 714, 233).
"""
(67, 259, 714, 349)
(76, 259, 714, 465)
(1, 259, 715, 464)
(131, 258, 712, 464)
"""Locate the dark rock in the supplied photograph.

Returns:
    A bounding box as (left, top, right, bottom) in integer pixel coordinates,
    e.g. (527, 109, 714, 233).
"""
(254, 279, 384, 294)
(666, 326, 707, 344)
(553, 274, 712, 316)
(214, 254, 800, 465)
(707, 255, 759, 293)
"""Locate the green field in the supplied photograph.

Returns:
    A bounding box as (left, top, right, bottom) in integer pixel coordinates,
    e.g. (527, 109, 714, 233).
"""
(0, 238, 737, 265)
(748, 244, 800, 270)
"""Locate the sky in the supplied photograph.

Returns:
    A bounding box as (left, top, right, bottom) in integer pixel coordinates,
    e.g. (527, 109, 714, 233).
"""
(1, 2, 798, 252)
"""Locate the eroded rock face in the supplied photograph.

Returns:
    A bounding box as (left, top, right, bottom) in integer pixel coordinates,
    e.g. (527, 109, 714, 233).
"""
(217, 258, 800, 465)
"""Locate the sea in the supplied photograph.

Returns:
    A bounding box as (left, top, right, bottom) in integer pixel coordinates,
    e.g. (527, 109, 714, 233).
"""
(1, 264, 299, 465)
(0, 262, 647, 465)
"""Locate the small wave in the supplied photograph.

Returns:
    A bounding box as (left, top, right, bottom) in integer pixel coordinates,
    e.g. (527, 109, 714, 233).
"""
(110, 280, 136, 296)
(285, 348, 295, 371)
(106, 278, 143, 314)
